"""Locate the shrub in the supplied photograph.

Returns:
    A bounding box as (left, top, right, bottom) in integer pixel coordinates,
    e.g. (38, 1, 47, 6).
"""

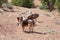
(0, 0, 8, 7)
(40, 0, 56, 12)
(40, 4, 48, 10)
(56, 0, 60, 12)
(11, 0, 34, 8)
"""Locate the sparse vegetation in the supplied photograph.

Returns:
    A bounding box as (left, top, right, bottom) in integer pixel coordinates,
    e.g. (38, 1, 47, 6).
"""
(11, 0, 34, 8)
(40, 4, 48, 10)
(40, 0, 60, 12)
(40, 0, 56, 12)
(56, 0, 60, 12)
(0, 0, 8, 7)
(0, 0, 60, 40)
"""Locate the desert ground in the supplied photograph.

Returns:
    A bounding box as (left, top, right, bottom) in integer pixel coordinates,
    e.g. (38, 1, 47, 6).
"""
(0, 0, 60, 40)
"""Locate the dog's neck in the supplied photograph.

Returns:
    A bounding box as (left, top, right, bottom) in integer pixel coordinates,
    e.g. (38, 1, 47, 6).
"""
(23, 16, 26, 21)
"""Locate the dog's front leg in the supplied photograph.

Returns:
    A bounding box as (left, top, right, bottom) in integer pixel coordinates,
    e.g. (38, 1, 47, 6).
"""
(22, 25, 25, 32)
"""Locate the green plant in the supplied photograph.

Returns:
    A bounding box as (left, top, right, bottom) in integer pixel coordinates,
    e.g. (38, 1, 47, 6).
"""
(11, 0, 34, 8)
(40, 0, 56, 12)
(0, 0, 8, 7)
(40, 4, 48, 10)
(56, 0, 60, 12)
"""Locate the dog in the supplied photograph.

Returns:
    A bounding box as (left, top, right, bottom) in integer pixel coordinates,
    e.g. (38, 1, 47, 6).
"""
(17, 17, 35, 32)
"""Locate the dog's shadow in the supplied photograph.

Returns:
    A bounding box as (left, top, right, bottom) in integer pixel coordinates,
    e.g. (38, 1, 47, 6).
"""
(24, 31, 47, 35)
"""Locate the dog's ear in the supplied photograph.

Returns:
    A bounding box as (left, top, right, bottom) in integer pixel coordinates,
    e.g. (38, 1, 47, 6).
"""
(17, 17, 19, 26)
(17, 17, 19, 21)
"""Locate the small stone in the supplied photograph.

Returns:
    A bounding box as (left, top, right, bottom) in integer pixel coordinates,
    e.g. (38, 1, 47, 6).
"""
(0, 9, 4, 14)
(2, 8, 13, 12)
(58, 14, 60, 17)
(55, 20, 60, 25)
(2, 3, 14, 12)
(45, 13, 50, 17)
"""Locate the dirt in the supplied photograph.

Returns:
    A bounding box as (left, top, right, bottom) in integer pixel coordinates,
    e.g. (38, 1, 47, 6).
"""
(0, 0, 60, 40)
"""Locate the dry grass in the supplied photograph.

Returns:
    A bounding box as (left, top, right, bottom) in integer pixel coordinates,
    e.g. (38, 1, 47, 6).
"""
(0, 0, 60, 40)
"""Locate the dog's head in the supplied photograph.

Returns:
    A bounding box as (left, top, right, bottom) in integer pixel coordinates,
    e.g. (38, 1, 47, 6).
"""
(17, 17, 23, 25)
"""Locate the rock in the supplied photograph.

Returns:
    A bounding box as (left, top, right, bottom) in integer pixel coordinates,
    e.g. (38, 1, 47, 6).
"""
(45, 13, 50, 17)
(2, 3, 14, 12)
(0, 9, 4, 14)
(6, 3, 14, 11)
(2, 7, 14, 12)
(58, 14, 60, 16)
(55, 20, 60, 25)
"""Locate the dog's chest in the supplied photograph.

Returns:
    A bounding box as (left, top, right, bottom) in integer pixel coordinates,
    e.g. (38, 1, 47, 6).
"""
(22, 19, 28, 26)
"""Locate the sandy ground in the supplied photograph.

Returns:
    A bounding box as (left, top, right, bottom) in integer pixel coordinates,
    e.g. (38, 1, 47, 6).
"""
(0, 0, 60, 40)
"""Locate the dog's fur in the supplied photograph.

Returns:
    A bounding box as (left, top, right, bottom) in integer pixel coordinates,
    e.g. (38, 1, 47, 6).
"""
(17, 17, 35, 32)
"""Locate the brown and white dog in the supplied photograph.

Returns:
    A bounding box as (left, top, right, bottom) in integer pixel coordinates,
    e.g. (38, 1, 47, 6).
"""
(17, 12, 40, 32)
(17, 17, 35, 32)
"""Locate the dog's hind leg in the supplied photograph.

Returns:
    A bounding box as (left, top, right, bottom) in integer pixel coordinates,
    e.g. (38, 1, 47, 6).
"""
(28, 20, 34, 32)
(29, 25, 34, 32)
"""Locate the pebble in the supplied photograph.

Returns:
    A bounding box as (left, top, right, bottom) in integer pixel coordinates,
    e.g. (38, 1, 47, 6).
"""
(55, 20, 60, 25)
(45, 13, 50, 17)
